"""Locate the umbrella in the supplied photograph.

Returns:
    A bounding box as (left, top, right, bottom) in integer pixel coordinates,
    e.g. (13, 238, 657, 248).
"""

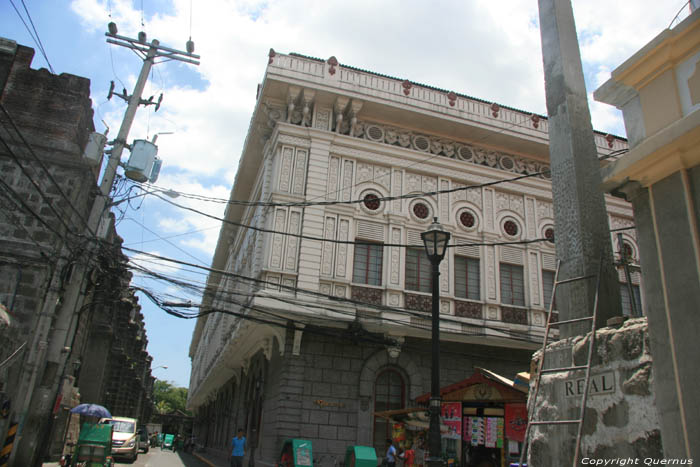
(70, 403, 112, 419)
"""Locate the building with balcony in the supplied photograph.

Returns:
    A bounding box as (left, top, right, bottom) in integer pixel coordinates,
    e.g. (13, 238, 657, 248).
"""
(187, 52, 638, 464)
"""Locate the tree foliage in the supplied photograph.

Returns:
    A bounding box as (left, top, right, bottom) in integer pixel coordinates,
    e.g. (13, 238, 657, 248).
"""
(153, 379, 189, 415)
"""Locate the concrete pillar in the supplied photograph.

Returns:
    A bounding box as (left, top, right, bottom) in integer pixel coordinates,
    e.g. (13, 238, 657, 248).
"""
(538, 0, 622, 337)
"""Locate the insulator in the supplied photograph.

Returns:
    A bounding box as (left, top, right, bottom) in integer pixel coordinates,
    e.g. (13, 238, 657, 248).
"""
(108, 22, 118, 35)
(138, 31, 147, 44)
(186, 40, 195, 54)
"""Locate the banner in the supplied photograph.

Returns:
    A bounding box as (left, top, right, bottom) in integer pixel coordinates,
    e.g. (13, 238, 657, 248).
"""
(505, 403, 527, 442)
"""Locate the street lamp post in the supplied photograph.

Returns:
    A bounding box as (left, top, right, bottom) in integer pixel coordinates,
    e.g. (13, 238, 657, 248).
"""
(421, 218, 451, 467)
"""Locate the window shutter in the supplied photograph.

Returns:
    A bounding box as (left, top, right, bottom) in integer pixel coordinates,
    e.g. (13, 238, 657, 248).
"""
(542, 253, 556, 271)
(500, 246, 524, 265)
(357, 220, 384, 242)
(406, 229, 423, 247)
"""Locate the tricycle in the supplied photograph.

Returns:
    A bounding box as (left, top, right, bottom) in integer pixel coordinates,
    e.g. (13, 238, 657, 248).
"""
(162, 433, 175, 450)
(71, 422, 114, 466)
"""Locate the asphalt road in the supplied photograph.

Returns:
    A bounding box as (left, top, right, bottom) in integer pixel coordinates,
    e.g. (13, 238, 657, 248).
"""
(44, 447, 213, 467)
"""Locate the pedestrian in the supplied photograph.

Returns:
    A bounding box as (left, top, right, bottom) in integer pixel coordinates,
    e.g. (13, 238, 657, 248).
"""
(386, 439, 397, 467)
(231, 428, 246, 467)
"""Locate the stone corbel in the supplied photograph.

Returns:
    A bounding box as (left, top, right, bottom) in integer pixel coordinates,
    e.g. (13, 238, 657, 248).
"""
(347, 99, 363, 137)
(386, 335, 404, 359)
(333, 96, 350, 134)
(292, 324, 305, 356)
(261, 337, 273, 361)
(286, 86, 301, 123)
(301, 89, 315, 127)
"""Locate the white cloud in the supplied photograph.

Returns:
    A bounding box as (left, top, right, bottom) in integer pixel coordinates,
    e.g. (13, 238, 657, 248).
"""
(128, 249, 182, 275)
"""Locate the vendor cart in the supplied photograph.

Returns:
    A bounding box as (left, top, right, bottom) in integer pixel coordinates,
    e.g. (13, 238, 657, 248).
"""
(71, 423, 113, 466)
(279, 439, 313, 467)
(344, 446, 377, 467)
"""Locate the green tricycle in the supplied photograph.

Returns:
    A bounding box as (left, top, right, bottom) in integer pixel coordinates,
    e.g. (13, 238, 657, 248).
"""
(71, 423, 114, 466)
(162, 433, 175, 450)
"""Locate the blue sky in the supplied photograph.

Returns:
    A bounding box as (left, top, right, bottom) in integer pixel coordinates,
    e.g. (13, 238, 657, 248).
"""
(1, 0, 688, 389)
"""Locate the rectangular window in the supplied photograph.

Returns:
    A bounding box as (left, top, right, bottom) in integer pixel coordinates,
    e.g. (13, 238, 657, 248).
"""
(405, 248, 432, 293)
(455, 256, 480, 300)
(352, 242, 383, 286)
(542, 269, 556, 310)
(500, 263, 525, 306)
(620, 283, 642, 316)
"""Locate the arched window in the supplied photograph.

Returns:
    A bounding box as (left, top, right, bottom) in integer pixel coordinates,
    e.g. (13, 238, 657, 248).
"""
(373, 369, 405, 455)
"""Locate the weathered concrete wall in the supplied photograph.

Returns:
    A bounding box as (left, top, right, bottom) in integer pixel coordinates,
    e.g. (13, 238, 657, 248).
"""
(528, 318, 662, 465)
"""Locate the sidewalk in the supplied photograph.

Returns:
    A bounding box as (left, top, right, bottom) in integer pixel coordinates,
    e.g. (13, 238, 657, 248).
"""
(193, 447, 231, 467)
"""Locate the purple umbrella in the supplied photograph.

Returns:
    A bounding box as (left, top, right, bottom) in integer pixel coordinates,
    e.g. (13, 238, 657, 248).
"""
(69, 403, 112, 419)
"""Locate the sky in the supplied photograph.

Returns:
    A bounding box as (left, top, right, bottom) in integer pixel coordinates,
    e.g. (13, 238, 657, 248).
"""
(1, 0, 690, 388)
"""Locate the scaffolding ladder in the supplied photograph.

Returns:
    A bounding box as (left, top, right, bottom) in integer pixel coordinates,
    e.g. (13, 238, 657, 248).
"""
(517, 258, 603, 467)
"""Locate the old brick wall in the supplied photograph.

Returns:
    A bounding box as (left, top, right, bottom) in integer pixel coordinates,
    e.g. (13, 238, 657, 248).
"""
(528, 318, 662, 465)
(254, 329, 533, 467)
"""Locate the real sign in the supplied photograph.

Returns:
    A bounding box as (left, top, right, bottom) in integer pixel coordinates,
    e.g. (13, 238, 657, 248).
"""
(564, 371, 615, 397)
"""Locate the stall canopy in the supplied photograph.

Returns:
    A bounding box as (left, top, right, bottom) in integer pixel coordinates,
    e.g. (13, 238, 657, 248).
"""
(414, 367, 527, 404)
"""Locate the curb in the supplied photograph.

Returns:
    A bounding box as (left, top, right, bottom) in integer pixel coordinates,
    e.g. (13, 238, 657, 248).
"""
(194, 451, 223, 467)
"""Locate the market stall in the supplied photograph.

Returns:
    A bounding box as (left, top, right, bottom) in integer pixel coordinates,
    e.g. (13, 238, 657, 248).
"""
(410, 368, 529, 467)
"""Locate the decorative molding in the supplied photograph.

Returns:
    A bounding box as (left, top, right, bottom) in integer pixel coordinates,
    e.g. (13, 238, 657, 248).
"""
(277, 134, 312, 149)
(405, 293, 432, 313)
(351, 286, 383, 306)
(501, 306, 528, 325)
(455, 300, 482, 319)
(314, 106, 332, 131)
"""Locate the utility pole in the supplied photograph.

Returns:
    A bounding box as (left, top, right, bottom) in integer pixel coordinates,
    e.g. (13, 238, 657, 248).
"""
(11, 26, 199, 467)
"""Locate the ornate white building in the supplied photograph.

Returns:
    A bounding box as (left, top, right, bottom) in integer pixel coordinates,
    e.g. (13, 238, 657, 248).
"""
(187, 52, 639, 464)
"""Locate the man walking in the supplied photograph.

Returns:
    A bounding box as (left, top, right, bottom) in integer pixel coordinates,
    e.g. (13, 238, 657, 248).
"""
(231, 428, 246, 467)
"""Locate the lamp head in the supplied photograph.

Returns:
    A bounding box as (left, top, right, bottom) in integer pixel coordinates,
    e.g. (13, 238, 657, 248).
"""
(421, 217, 450, 263)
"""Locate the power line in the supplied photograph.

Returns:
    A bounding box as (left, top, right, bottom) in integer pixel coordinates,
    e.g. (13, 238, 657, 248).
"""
(9, 0, 55, 74)
(0, 104, 97, 238)
(121, 246, 541, 342)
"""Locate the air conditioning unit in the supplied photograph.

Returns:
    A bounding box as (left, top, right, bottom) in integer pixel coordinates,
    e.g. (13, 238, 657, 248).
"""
(124, 139, 159, 183)
(82, 132, 107, 166)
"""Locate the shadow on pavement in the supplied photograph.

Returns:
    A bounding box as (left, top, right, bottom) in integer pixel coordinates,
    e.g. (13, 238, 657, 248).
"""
(176, 449, 217, 467)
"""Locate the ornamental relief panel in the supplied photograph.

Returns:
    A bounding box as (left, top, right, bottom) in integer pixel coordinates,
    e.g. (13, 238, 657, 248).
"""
(392, 170, 403, 213)
(327, 156, 340, 201)
(335, 218, 350, 278)
(334, 120, 551, 179)
(440, 179, 449, 222)
(269, 208, 287, 269)
(486, 245, 496, 300)
(609, 216, 636, 240)
(525, 197, 536, 238)
(537, 200, 554, 222)
(321, 216, 337, 277)
(484, 188, 495, 231)
(279, 147, 294, 192)
(390, 227, 401, 285)
(341, 159, 355, 202)
(292, 149, 307, 195)
(406, 172, 422, 193)
(284, 210, 301, 272)
(495, 191, 525, 217)
(528, 251, 540, 307)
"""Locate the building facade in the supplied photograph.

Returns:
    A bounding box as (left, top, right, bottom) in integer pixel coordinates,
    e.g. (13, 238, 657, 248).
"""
(0, 38, 154, 464)
(596, 7, 700, 460)
(187, 52, 638, 464)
